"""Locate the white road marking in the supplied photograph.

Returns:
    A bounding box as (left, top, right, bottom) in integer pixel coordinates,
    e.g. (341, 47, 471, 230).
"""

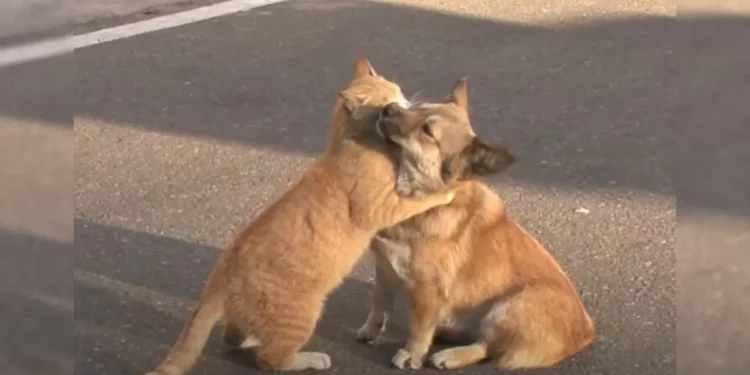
(0, 0, 287, 69)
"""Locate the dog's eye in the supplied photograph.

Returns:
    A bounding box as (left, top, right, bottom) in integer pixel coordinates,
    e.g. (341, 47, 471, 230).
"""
(422, 123, 434, 138)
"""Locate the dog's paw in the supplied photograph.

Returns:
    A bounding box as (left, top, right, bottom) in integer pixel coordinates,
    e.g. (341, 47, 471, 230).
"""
(391, 348, 424, 370)
(355, 324, 382, 346)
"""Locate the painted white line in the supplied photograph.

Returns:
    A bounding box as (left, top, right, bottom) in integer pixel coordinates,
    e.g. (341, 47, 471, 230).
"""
(0, 0, 287, 69)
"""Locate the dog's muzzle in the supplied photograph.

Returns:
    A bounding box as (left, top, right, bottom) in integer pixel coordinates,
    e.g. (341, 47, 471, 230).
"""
(376, 110, 391, 140)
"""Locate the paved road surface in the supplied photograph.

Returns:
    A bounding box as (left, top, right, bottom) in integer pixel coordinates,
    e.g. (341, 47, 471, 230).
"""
(1, 1, 749, 375)
(0, 0, 225, 45)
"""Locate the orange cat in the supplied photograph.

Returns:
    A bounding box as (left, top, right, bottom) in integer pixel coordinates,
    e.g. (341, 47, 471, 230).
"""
(140, 58, 455, 375)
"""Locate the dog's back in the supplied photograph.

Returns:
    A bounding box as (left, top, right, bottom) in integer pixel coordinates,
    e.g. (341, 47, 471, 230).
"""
(373, 179, 595, 369)
(448, 181, 594, 368)
(353, 82, 594, 369)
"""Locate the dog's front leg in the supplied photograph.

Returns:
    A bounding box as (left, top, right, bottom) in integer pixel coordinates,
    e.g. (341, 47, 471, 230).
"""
(391, 286, 441, 370)
(356, 257, 398, 345)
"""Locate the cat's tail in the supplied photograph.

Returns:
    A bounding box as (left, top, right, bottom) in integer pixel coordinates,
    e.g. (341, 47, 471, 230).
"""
(143, 292, 225, 375)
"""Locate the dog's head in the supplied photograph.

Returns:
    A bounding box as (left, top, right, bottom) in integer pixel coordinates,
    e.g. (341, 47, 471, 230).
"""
(376, 77, 516, 195)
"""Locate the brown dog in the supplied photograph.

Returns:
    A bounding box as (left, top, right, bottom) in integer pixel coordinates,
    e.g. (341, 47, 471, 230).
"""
(140, 58, 456, 375)
(355, 78, 596, 370)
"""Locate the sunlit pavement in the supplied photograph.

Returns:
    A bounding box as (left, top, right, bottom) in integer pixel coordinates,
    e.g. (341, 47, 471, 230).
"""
(2, 1, 749, 374)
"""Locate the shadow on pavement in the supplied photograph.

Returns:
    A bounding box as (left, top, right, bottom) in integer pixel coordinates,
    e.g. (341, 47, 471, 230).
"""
(0, 0, 737, 374)
(70, 0, 680, 199)
(65, 0, 748, 218)
(74, 218, 670, 375)
(74, 218, 396, 373)
(0, 54, 73, 126)
(0, 229, 73, 375)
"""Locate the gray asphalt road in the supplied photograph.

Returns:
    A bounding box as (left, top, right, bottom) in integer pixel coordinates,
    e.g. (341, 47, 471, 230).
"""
(1, 0, 748, 375)
(0, 0, 226, 45)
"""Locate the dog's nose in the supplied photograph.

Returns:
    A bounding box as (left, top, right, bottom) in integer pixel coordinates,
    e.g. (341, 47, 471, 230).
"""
(381, 102, 402, 118)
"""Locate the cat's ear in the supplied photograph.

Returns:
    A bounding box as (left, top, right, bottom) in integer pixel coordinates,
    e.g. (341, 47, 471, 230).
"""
(353, 57, 377, 78)
(338, 91, 370, 113)
(338, 91, 358, 114)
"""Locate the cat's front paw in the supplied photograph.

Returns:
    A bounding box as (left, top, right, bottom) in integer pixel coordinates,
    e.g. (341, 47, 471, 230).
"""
(442, 191, 456, 205)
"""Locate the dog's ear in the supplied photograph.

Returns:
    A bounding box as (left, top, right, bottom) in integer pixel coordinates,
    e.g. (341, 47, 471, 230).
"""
(354, 57, 377, 78)
(446, 76, 469, 111)
(464, 138, 515, 176)
(444, 138, 515, 180)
